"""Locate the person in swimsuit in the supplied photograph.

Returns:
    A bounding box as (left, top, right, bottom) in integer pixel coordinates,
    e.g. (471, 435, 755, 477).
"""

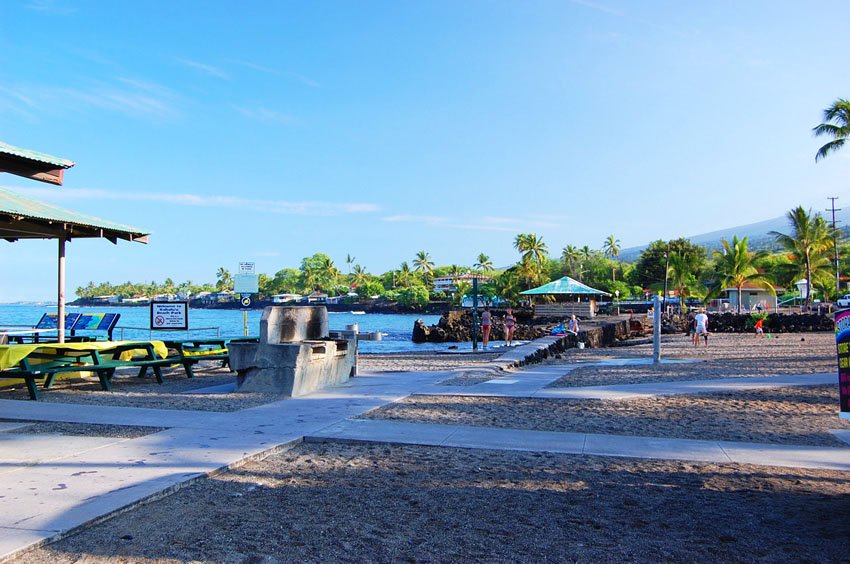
(481, 307, 492, 349)
(568, 314, 579, 334)
(504, 308, 516, 346)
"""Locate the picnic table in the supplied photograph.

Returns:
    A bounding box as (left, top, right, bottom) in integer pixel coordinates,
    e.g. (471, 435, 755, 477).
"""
(0, 340, 170, 400)
(162, 338, 233, 378)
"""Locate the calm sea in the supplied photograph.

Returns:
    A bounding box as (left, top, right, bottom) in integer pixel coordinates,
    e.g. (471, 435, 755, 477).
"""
(0, 304, 443, 354)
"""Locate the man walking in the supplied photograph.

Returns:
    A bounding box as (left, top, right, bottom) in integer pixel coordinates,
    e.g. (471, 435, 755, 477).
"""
(694, 309, 709, 347)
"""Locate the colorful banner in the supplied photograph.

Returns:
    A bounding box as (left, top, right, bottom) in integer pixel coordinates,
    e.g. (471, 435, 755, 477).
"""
(834, 309, 850, 415)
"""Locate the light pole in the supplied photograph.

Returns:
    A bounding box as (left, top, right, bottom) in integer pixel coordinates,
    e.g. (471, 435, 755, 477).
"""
(662, 250, 670, 313)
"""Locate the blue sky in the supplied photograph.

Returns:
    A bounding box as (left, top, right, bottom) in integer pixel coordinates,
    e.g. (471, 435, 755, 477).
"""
(1, 0, 849, 301)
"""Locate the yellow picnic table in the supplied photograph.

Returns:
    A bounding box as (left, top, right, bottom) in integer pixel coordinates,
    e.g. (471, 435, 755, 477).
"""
(0, 340, 169, 371)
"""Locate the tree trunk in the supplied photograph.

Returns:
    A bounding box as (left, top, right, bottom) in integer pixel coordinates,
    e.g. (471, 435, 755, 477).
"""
(737, 284, 743, 313)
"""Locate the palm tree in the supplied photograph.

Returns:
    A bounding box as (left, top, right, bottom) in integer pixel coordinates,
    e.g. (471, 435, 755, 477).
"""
(474, 253, 494, 273)
(770, 206, 833, 307)
(397, 262, 412, 288)
(413, 251, 435, 288)
(318, 256, 340, 288)
(814, 98, 850, 161)
(668, 251, 699, 313)
(603, 235, 621, 282)
(561, 245, 582, 279)
(711, 236, 774, 313)
(514, 233, 548, 265)
(215, 267, 233, 291)
(352, 264, 369, 287)
(345, 254, 356, 276)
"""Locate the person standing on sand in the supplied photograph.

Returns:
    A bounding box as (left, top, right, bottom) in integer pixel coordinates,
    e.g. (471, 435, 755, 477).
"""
(694, 309, 709, 347)
(504, 308, 516, 346)
(687, 311, 698, 346)
(481, 307, 492, 349)
(754, 317, 764, 338)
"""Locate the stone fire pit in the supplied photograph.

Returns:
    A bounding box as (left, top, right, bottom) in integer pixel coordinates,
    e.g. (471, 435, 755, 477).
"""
(228, 306, 357, 396)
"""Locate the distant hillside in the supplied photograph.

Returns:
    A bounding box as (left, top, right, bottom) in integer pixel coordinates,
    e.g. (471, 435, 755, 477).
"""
(619, 208, 850, 262)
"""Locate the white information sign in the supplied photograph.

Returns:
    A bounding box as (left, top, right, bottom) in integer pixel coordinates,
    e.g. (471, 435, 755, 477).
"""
(150, 301, 189, 331)
(234, 274, 259, 294)
(239, 262, 256, 275)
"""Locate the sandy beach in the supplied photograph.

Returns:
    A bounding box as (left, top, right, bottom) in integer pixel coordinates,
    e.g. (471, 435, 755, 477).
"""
(9, 332, 850, 562)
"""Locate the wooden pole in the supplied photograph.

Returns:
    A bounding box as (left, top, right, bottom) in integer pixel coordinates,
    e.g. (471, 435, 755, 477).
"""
(58, 235, 66, 343)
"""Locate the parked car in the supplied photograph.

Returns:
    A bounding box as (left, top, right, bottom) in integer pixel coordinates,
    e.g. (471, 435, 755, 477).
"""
(837, 294, 850, 308)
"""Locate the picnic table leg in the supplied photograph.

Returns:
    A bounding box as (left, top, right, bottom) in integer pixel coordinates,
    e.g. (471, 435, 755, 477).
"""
(96, 369, 113, 391)
(24, 377, 39, 400)
(137, 365, 149, 378)
(44, 373, 56, 389)
(152, 364, 164, 384)
(182, 360, 195, 379)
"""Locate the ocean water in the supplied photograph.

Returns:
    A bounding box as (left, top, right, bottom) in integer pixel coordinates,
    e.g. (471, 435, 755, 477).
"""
(0, 304, 444, 354)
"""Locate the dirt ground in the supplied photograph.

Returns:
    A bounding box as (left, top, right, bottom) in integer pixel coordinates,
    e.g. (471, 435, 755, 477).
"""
(359, 385, 850, 447)
(22, 442, 850, 563)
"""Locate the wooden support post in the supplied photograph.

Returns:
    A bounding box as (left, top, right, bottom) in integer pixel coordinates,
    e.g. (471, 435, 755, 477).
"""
(57, 235, 66, 344)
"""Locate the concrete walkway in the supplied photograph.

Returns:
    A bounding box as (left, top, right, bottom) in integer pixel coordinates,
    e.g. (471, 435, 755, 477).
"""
(306, 418, 850, 471)
(0, 336, 842, 560)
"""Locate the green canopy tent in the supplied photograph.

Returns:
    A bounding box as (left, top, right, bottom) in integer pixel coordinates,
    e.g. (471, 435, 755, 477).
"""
(520, 276, 611, 318)
(0, 186, 149, 342)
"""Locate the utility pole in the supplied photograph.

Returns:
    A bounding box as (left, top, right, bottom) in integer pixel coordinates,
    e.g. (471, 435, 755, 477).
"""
(828, 196, 842, 294)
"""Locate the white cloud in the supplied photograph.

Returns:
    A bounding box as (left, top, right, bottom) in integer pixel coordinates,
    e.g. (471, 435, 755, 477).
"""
(15, 187, 380, 216)
(175, 58, 230, 80)
(0, 79, 179, 119)
(227, 59, 281, 75)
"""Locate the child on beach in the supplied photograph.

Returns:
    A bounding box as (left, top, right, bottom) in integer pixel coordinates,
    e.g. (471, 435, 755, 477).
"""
(481, 306, 492, 349)
(504, 309, 516, 346)
(754, 317, 764, 338)
(568, 314, 580, 334)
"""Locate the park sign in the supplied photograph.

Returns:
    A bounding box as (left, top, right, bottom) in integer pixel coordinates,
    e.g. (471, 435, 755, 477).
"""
(150, 301, 189, 331)
(835, 309, 850, 417)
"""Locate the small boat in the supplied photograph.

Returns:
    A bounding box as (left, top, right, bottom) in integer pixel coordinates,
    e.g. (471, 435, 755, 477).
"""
(350, 311, 366, 315)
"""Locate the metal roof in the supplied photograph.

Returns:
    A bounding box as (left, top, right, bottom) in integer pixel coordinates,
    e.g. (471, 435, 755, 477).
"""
(520, 276, 611, 296)
(0, 141, 75, 168)
(0, 186, 149, 243)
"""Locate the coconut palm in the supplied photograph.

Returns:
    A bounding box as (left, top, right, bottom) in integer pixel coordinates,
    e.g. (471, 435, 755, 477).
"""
(514, 233, 548, 287)
(770, 206, 833, 307)
(345, 254, 356, 276)
(603, 235, 621, 282)
(561, 245, 582, 280)
(318, 256, 340, 288)
(474, 253, 494, 273)
(215, 267, 233, 291)
(351, 264, 369, 287)
(413, 250, 435, 287)
(814, 98, 850, 161)
(397, 262, 412, 288)
(711, 236, 774, 313)
(667, 251, 700, 313)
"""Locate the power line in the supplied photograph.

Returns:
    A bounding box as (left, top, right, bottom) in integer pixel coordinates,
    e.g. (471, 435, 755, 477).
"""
(827, 196, 841, 293)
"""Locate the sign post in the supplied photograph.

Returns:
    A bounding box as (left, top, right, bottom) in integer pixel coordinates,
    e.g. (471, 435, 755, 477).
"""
(652, 294, 661, 363)
(835, 309, 850, 417)
(235, 262, 258, 337)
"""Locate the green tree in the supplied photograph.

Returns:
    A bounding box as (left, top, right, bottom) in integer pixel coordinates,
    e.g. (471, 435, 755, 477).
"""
(629, 239, 707, 289)
(215, 268, 233, 291)
(602, 235, 621, 282)
(814, 98, 850, 161)
(413, 251, 435, 288)
(351, 264, 369, 288)
(474, 253, 494, 273)
(770, 206, 833, 307)
(397, 285, 429, 309)
(514, 233, 548, 288)
(711, 236, 774, 313)
(561, 245, 582, 280)
(345, 254, 356, 276)
(397, 262, 412, 288)
(667, 251, 701, 312)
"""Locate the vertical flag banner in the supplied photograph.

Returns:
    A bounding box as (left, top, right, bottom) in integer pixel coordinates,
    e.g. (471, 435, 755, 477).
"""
(834, 310, 850, 415)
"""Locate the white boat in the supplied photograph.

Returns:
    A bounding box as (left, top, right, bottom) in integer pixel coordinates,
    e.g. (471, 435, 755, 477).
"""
(350, 311, 366, 315)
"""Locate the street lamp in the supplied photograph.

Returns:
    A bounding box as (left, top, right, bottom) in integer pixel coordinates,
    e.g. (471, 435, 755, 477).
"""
(662, 250, 670, 313)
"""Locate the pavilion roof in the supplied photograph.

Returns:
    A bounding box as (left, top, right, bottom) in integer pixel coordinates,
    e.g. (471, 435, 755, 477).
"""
(0, 140, 75, 185)
(0, 186, 149, 243)
(520, 276, 611, 296)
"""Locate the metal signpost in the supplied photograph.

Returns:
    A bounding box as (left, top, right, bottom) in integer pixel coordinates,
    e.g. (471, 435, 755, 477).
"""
(472, 277, 479, 351)
(652, 294, 661, 363)
(235, 262, 258, 337)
